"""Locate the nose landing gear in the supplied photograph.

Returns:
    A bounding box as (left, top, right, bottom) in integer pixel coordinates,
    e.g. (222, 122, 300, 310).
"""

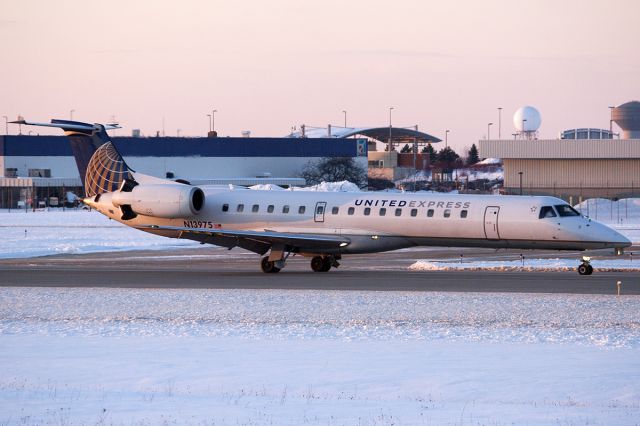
(261, 256, 281, 273)
(577, 256, 593, 275)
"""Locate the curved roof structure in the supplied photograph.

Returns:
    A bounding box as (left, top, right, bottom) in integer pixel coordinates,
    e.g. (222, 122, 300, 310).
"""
(287, 126, 441, 143)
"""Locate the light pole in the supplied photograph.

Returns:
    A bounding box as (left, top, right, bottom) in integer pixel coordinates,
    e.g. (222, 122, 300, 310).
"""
(497, 107, 502, 139)
(212, 109, 217, 133)
(206, 114, 212, 132)
(388, 107, 394, 152)
(445, 129, 450, 148)
(2, 116, 8, 135)
(342, 110, 347, 128)
(518, 171, 523, 195)
(70, 109, 75, 120)
(177, 129, 181, 137)
(608, 105, 615, 136)
(487, 122, 493, 140)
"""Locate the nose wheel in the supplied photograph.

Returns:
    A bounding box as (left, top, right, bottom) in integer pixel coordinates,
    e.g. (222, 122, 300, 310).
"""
(261, 256, 281, 273)
(577, 257, 593, 275)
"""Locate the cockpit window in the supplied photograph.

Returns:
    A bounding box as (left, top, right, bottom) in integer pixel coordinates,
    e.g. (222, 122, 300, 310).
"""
(555, 204, 580, 217)
(539, 206, 557, 219)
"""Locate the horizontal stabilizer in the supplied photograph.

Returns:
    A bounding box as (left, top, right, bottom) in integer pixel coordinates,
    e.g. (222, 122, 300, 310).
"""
(10, 119, 120, 134)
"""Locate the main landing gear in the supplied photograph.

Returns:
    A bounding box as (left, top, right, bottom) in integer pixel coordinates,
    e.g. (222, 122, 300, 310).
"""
(310, 256, 340, 272)
(577, 256, 593, 275)
(260, 254, 341, 273)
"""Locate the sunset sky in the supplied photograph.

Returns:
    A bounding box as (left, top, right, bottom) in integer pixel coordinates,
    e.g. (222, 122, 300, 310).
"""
(2, 0, 639, 152)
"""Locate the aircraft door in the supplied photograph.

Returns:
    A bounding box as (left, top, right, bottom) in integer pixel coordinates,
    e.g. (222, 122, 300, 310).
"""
(483, 206, 500, 239)
(314, 201, 327, 223)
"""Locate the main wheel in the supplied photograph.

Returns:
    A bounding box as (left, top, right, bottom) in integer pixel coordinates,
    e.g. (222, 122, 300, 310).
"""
(578, 264, 589, 275)
(261, 256, 281, 273)
(311, 256, 329, 272)
(321, 256, 332, 272)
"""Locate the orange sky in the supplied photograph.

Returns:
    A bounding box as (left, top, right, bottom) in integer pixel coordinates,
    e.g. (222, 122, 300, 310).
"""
(2, 0, 639, 152)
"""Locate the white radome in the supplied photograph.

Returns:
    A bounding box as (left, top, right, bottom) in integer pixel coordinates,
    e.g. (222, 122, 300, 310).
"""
(513, 106, 542, 132)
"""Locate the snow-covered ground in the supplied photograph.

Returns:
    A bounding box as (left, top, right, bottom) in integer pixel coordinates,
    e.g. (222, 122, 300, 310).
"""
(1, 288, 639, 425)
(0, 209, 203, 259)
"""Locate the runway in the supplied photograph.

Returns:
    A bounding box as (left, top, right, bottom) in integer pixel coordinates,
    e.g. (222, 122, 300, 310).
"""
(1, 247, 638, 294)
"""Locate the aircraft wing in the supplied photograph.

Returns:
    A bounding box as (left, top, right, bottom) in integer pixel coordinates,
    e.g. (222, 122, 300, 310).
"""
(138, 225, 351, 255)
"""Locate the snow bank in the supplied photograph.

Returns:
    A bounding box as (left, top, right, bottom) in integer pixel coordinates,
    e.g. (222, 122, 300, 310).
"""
(476, 157, 502, 165)
(248, 183, 286, 191)
(409, 257, 640, 272)
(291, 180, 361, 192)
(250, 180, 361, 192)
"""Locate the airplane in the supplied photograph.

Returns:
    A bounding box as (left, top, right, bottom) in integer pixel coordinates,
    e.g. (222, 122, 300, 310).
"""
(14, 119, 631, 275)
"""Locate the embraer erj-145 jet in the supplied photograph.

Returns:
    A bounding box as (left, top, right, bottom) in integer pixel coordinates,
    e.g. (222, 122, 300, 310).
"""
(16, 119, 631, 275)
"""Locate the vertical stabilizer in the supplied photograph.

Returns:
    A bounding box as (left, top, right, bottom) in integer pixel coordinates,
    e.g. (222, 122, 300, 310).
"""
(12, 119, 133, 197)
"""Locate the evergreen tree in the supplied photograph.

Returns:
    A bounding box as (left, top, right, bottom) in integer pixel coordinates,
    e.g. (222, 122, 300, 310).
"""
(436, 146, 460, 168)
(467, 144, 480, 165)
(421, 143, 437, 163)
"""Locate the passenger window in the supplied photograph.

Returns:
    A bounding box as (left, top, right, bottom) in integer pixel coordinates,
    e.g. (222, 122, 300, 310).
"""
(282, 205, 290, 214)
(332, 206, 339, 215)
(427, 209, 434, 217)
(555, 204, 580, 217)
(460, 210, 468, 218)
(252, 204, 259, 213)
(222, 204, 229, 212)
(444, 209, 451, 218)
(348, 207, 355, 215)
(237, 204, 244, 213)
(410, 208, 417, 217)
(267, 205, 274, 213)
(379, 208, 386, 216)
(539, 206, 557, 219)
(298, 206, 306, 214)
(364, 207, 371, 216)
(395, 208, 402, 217)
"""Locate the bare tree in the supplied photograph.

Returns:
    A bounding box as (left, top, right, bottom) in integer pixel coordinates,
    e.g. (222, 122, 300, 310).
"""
(301, 157, 367, 188)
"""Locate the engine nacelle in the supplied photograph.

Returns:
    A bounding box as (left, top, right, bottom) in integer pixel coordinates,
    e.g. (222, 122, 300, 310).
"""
(112, 184, 205, 218)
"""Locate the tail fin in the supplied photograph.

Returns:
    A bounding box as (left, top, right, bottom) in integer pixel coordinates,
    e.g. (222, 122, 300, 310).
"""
(12, 119, 134, 197)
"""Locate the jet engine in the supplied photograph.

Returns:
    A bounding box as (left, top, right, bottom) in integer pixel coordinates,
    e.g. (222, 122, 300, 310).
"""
(111, 184, 205, 219)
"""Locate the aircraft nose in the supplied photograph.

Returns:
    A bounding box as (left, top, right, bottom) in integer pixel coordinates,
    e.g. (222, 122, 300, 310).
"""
(612, 229, 632, 248)
(594, 222, 632, 248)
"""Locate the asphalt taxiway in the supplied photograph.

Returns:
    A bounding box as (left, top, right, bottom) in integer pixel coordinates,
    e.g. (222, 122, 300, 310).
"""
(0, 247, 638, 294)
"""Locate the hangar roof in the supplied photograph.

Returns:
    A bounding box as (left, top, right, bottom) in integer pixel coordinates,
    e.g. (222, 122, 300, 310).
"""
(287, 126, 441, 144)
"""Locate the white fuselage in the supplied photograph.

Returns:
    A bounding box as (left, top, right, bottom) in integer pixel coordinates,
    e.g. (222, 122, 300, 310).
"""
(88, 183, 631, 254)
